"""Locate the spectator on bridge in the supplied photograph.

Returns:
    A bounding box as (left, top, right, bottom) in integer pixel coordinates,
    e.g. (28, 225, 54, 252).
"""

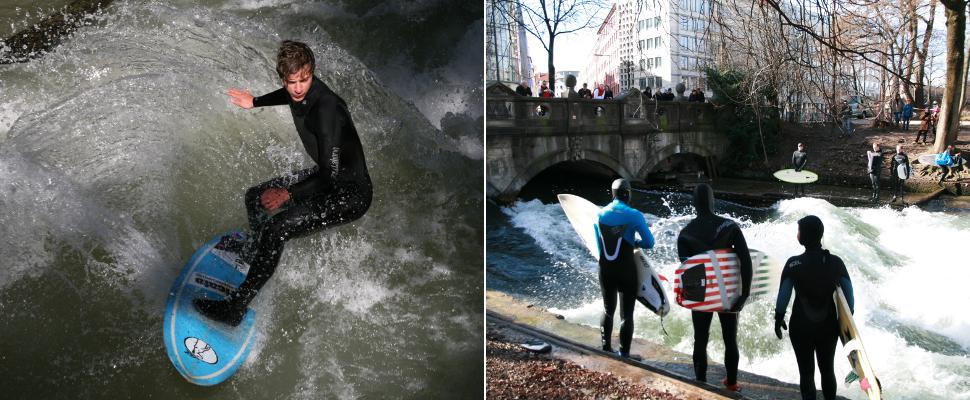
(515, 81, 532, 97)
(540, 87, 554, 98)
(578, 83, 593, 99)
(593, 83, 606, 99)
(604, 85, 614, 99)
(644, 87, 653, 99)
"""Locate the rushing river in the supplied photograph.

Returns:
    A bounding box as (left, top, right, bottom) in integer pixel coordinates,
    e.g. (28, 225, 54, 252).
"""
(0, 0, 482, 398)
(487, 182, 970, 400)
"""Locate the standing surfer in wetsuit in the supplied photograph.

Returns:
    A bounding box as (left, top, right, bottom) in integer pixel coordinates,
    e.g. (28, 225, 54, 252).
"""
(791, 143, 808, 196)
(890, 145, 911, 204)
(676, 184, 751, 391)
(866, 143, 883, 203)
(774, 215, 854, 400)
(594, 178, 655, 358)
(194, 40, 372, 326)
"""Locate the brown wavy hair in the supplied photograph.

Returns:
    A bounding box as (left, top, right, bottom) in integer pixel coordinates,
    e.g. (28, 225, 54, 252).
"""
(276, 40, 315, 79)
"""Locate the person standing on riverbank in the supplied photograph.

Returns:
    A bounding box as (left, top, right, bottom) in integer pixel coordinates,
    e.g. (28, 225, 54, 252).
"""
(594, 179, 655, 358)
(915, 111, 932, 144)
(792, 143, 808, 196)
(866, 143, 884, 203)
(901, 100, 914, 130)
(774, 215, 854, 400)
(890, 145, 911, 204)
(839, 100, 853, 137)
(677, 184, 752, 392)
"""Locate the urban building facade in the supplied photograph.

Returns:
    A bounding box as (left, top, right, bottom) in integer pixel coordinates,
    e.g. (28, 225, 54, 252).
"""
(486, 0, 532, 89)
(584, 0, 716, 96)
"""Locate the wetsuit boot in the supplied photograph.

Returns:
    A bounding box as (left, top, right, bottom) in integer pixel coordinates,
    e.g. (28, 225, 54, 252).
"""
(193, 287, 257, 327)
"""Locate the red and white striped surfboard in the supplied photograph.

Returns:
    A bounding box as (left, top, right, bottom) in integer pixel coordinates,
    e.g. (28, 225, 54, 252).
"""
(673, 249, 741, 312)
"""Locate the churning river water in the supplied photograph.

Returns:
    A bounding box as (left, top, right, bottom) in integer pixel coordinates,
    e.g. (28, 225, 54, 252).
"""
(0, 0, 482, 398)
(488, 184, 970, 400)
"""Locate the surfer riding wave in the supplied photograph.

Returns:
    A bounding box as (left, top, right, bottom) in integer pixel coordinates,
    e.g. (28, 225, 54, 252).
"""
(194, 40, 372, 326)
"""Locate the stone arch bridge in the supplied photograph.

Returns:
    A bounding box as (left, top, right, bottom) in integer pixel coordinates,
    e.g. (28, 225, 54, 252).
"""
(486, 84, 730, 202)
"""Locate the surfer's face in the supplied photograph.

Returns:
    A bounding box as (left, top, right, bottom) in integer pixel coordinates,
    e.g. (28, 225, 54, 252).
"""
(284, 66, 313, 102)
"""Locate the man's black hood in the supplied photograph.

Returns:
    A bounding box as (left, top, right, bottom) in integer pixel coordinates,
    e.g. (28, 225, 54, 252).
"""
(798, 215, 824, 248)
(692, 183, 715, 216)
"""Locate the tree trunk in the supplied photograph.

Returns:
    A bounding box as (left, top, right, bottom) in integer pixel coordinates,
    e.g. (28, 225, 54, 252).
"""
(902, 0, 918, 101)
(914, 0, 937, 105)
(547, 34, 556, 89)
(933, 1, 967, 152)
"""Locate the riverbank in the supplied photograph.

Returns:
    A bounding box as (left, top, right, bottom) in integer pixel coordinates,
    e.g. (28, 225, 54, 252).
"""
(486, 291, 852, 400)
(732, 118, 970, 196)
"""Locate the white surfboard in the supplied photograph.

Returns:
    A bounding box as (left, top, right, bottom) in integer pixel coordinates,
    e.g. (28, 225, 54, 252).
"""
(774, 168, 819, 184)
(557, 194, 670, 316)
(835, 287, 882, 399)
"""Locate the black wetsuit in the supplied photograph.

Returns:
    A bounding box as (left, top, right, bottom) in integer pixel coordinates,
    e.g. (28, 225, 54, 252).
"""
(866, 150, 883, 201)
(676, 184, 752, 385)
(890, 153, 910, 200)
(776, 236, 854, 400)
(197, 77, 372, 326)
(792, 150, 808, 195)
(243, 77, 372, 290)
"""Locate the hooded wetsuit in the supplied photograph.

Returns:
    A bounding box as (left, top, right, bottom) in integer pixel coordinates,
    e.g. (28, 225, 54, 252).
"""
(775, 216, 854, 400)
(594, 199, 655, 355)
(792, 150, 807, 172)
(890, 153, 911, 199)
(233, 77, 372, 312)
(866, 150, 883, 201)
(676, 184, 752, 385)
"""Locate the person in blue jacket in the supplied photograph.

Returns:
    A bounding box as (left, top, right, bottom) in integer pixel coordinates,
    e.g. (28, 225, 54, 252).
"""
(594, 178, 655, 358)
(935, 145, 963, 186)
(901, 100, 914, 131)
(774, 215, 854, 400)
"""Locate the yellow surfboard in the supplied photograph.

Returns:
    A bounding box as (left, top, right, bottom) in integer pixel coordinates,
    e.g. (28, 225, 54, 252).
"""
(834, 287, 882, 400)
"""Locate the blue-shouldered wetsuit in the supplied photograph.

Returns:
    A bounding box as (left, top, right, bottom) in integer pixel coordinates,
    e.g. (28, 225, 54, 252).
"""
(775, 215, 854, 400)
(196, 76, 372, 326)
(594, 198, 654, 355)
(676, 184, 751, 386)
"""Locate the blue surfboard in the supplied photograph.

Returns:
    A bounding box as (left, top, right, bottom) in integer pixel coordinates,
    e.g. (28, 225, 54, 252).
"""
(163, 230, 257, 386)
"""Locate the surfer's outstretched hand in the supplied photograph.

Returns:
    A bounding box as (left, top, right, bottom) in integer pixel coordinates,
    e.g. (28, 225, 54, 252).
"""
(260, 188, 291, 211)
(228, 88, 255, 109)
(774, 316, 787, 339)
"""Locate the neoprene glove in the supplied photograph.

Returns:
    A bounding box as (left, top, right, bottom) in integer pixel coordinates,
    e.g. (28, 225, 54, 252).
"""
(774, 315, 787, 339)
(729, 293, 748, 313)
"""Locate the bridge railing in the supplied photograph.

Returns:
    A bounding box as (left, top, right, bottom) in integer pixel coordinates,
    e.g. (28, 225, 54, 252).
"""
(486, 94, 713, 135)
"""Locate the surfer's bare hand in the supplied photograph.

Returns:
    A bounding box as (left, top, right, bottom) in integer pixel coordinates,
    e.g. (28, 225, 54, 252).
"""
(260, 188, 291, 211)
(228, 88, 255, 109)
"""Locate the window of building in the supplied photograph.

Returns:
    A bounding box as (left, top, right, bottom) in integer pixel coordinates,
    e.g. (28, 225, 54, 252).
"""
(640, 78, 647, 89)
(680, 15, 688, 30)
(655, 57, 662, 68)
(654, 37, 661, 48)
(639, 59, 646, 70)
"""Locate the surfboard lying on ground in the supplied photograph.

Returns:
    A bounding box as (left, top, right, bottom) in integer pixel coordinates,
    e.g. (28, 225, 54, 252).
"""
(557, 194, 670, 316)
(916, 153, 966, 167)
(673, 248, 779, 312)
(773, 168, 819, 184)
(834, 287, 882, 400)
(163, 230, 257, 386)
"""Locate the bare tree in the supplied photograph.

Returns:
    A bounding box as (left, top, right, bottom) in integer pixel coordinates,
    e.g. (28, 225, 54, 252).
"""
(499, 0, 607, 83)
(933, 0, 969, 152)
